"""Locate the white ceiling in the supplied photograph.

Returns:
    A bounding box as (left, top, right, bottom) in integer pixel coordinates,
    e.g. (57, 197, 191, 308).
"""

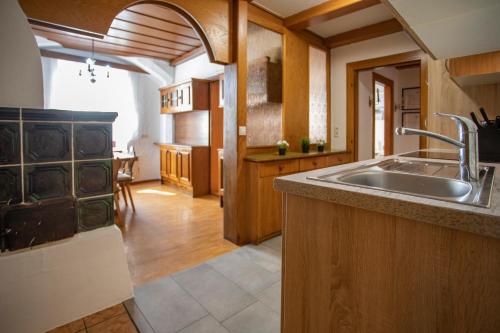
(308, 4, 393, 38)
(252, 0, 329, 17)
(388, 0, 500, 58)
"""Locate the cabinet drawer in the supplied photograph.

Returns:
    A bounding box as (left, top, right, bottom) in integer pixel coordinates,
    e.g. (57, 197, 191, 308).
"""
(299, 156, 327, 171)
(258, 160, 299, 178)
(327, 153, 350, 166)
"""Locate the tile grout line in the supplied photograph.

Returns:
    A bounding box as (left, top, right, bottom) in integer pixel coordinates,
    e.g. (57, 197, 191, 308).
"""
(170, 265, 259, 332)
(125, 300, 158, 333)
(168, 277, 216, 333)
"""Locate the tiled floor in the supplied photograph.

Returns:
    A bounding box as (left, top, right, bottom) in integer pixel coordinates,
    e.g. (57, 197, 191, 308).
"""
(124, 236, 283, 333)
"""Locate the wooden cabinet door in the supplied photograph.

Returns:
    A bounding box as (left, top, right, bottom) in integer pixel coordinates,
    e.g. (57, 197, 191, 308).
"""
(177, 83, 192, 112)
(160, 147, 168, 178)
(177, 149, 192, 185)
(258, 175, 282, 240)
(166, 148, 178, 181)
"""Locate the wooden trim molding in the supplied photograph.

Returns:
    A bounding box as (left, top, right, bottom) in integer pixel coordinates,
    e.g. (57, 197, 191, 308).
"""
(372, 72, 394, 157)
(326, 18, 402, 48)
(39, 49, 148, 73)
(346, 50, 428, 160)
(284, 0, 380, 30)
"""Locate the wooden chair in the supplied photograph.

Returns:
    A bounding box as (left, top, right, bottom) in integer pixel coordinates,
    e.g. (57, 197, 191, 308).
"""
(112, 159, 123, 226)
(118, 157, 137, 212)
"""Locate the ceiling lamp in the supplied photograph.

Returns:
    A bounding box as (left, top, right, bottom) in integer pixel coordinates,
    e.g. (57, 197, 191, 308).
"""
(78, 39, 110, 83)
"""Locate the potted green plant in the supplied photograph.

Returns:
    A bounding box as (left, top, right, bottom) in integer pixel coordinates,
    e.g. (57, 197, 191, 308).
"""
(317, 139, 325, 152)
(301, 137, 310, 153)
(277, 140, 289, 155)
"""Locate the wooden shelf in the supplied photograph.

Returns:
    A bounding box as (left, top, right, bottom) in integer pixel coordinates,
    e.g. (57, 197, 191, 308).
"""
(448, 51, 500, 87)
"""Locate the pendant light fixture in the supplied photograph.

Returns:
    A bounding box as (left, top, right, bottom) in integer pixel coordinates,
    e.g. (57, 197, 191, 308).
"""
(78, 39, 110, 83)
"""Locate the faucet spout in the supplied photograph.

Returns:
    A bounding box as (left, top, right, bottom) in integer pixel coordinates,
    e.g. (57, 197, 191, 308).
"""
(396, 113, 479, 181)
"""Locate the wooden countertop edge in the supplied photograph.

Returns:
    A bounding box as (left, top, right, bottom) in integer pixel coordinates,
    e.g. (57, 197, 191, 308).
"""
(244, 150, 349, 163)
(274, 155, 500, 240)
(154, 142, 209, 148)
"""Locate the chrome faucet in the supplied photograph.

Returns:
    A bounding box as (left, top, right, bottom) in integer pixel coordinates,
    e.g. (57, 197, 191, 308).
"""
(395, 112, 479, 181)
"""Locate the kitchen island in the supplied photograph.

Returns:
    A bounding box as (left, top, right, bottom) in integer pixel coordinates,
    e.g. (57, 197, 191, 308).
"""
(275, 152, 500, 332)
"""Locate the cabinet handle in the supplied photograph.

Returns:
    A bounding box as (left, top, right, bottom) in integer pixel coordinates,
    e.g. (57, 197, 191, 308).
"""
(278, 165, 284, 172)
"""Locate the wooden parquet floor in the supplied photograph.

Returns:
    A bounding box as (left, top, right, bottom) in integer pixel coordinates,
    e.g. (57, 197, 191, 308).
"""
(117, 181, 238, 286)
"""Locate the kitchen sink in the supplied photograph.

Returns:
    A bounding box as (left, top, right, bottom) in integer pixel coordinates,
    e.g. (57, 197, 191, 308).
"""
(307, 159, 495, 207)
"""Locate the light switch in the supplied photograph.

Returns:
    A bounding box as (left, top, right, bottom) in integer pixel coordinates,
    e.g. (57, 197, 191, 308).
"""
(334, 127, 339, 138)
(238, 126, 247, 136)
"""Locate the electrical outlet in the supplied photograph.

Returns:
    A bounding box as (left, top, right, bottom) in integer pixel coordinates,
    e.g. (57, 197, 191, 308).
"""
(238, 126, 247, 136)
(334, 127, 339, 138)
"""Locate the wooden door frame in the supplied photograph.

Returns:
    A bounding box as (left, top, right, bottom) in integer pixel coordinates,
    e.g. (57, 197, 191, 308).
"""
(372, 72, 394, 157)
(346, 50, 428, 161)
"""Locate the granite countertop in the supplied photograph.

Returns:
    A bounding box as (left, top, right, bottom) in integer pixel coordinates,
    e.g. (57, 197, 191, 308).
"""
(245, 149, 348, 162)
(274, 150, 500, 240)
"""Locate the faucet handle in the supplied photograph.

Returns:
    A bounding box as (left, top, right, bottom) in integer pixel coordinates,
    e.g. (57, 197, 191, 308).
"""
(434, 112, 478, 132)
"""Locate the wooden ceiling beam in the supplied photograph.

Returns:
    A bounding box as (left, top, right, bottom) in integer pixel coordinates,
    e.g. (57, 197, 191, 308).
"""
(325, 18, 402, 48)
(170, 46, 206, 66)
(284, 0, 380, 30)
(39, 49, 148, 73)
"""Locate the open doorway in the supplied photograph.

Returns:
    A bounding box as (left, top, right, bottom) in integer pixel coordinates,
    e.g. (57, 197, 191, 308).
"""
(372, 73, 394, 158)
(347, 51, 428, 161)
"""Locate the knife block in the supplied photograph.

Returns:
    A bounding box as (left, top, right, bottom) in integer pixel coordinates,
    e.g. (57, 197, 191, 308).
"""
(478, 126, 500, 162)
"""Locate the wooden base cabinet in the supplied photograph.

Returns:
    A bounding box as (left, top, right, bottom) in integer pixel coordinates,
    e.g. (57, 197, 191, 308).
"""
(246, 152, 350, 244)
(160, 144, 209, 197)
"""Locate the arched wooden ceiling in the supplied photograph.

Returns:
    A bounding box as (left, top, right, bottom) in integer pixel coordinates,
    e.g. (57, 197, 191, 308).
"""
(30, 3, 206, 64)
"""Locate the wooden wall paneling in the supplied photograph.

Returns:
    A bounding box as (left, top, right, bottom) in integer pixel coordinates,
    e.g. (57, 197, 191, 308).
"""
(174, 111, 209, 146)
(282, 193, 500, 332)
(223, 0, 248, 244)
(19, 0, 232, 64)
(283, 31, 310, 151)
(210, 80, 224, 195)
(427, 58, 500, 149)
(284, 0, 380, 30)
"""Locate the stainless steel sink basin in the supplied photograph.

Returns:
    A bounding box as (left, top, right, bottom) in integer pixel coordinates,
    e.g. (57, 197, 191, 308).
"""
(307, 159, 495, 207)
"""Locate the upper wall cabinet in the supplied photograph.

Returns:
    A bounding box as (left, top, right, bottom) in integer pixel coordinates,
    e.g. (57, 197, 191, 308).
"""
(247, 57, 282, 107)
(386, 0, 500, 59)
(448, 51, 500, 87)
(160, 79, 209, 114)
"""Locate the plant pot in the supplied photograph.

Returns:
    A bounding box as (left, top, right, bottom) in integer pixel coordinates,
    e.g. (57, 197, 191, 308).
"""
(317, 145, 324, 152)
(278, 147, 287, 155)
(302, 144, 310, 153)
